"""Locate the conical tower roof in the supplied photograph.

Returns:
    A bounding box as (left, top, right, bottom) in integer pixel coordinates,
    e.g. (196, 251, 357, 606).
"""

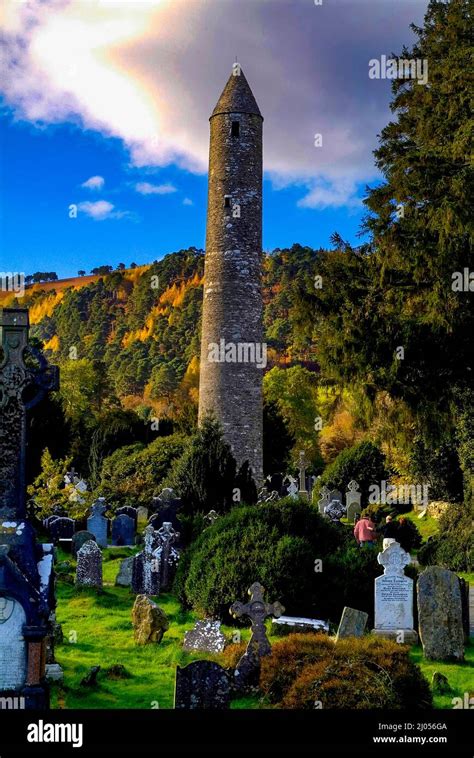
(211, 67, 262, 119)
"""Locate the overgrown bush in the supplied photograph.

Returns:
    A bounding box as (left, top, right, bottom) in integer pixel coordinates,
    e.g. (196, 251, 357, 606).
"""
(418, 503, 473, 571)
(320, 441, 389, 506)
(175, 499, 372, 623)
(97, 433, 187, 506)
(259, 634, 432, 709)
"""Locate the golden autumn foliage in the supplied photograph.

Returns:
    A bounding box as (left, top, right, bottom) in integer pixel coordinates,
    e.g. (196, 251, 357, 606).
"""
(43, 334, 60, 352)
(29, 291, 64, 324)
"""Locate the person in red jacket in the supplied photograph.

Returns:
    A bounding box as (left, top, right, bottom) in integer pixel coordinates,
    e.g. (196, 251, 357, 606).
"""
(353, 513, 376, 547)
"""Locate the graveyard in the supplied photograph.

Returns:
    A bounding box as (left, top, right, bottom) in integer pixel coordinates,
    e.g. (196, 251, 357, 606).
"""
(0, 3, 472, 752)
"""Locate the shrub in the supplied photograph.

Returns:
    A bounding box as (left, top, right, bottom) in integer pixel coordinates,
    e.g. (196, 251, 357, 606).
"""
(259, 634, 432, 710)
(320, 441, 389, 506)
(163, 417, 246, 517)
(176, 498, 342, 621)
(418, 503, 473, 571)
(97, 433, 187, 506)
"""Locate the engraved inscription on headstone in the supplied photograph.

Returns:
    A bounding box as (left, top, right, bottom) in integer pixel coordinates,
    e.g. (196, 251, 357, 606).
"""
(0, 596, 27, 691)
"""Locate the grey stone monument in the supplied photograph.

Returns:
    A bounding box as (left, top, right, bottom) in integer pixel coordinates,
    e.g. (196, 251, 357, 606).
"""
(345, 480, 362, 522)
(87, 499, 108, 548)
(336, 607, 368, 640)
(174, 661, 231, 710)
(75, 541, 102, 589)
(183, 620, 227, 653)
(417, 566, 464, 661)
(112, 513, 135, 546)
(372, 542, 418, 644)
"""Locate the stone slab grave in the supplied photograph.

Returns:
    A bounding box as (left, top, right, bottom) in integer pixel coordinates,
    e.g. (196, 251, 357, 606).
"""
(345, 481, 362, 523)
(87, 499, 108, 547)
(75, 540, 102, 589)
(115, 556, 134, 588)
(174, 661, 231, 710)
(132, 595, 169, 644)
(230, 582, 284, 691)
(272, 615, 329, 636)
(183, 619, 227, 653)
(417, 566, 464, 661)
(111, 513, 135, 546)
(336, 606, 368, 640)
(72, 530, 96, 558)
(372, 541, 418, 644)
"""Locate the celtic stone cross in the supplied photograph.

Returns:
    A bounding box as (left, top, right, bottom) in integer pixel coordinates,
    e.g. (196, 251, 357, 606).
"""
(230, 582, 284, 658)
(297, 450, 308, 496)
(0, 308, 59, 519)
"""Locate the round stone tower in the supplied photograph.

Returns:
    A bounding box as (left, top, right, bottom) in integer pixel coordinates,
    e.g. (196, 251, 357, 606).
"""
(198, 65, 264, 485)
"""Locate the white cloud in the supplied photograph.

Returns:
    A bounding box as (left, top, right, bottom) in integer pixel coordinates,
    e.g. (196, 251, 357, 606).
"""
(0, 0, 426, 209)
(81, 175, 105, 190)
(135, 181, 177, 195)
(183, 197, 194, 206)
(77, 200, 132, 221)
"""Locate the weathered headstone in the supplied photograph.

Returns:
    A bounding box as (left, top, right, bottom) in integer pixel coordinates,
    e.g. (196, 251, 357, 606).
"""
(336, 607, 368, 640)
(112, 514, 135, 546)
(75, 541, 102, 589)
(372, 542, 418, 644)
(136, 506, 149, 528)
(174, 661, 231, 710)
(132, 525, 162, 595)
(115, 556, 134, 588)
(230, 582, 284, 689)
(318, 486, 331, 516)
(72, 530, 96, 558)
(152, 522, 180, 591)
(49, 516, 75, 542)
(345, 480, 362, 522)
(417, 567, 464, 661)
(87, 500, 108, 548)
(183, 620, 227, 653)
(116, 506, 138, 525)
(132, 595, 169, 644)
(0, 596, 27, 691)
(324, 499, 346, 522)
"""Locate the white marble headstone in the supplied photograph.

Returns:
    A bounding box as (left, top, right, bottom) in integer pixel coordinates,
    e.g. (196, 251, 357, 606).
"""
(373, 542, 415, 636)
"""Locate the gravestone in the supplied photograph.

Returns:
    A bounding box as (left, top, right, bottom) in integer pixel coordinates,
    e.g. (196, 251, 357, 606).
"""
(267, 473, 284, 496)
(336, 607, 368, 640)
(372, 542, 418, 644)
(346, 480, 362, 522)
(174, 661, 231, 710)
(72, 530, 96, 558)
(132, 525, 161, 595)
(458, 577, 470, 643)
(0, 596, 27, 691)
(136, 506, 149, 528)
(87, 500, 108, 548)
(272, 616, 329, 636)
(0, 308, 59, 708)
(230, 582, 284, 690)
(49, 517, 75, 542)
(284, 475, 298, 500)
(417, 567, 464, 661)
(112, 514, 135, 546)
(132, 595, 169, 644)
(152, 522, 180, 591)
(183, 620, 227, 653)
(116, 506, 138, 526)
(203, 510, 219, 527)
(75, 541, 102, 589)
(318, 486, 331, 516)
(297, 450, 309, 500)
(115, 556, 134, 588)
(324, 499, 346, 522)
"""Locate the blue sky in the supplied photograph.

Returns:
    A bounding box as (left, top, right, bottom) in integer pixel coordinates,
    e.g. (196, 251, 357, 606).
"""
(0, 0, 427, 279)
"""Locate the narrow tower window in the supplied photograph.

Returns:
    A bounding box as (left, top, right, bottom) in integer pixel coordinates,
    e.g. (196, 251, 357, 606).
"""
(231, 121, 240, 137)
(224, 195, 231, 208)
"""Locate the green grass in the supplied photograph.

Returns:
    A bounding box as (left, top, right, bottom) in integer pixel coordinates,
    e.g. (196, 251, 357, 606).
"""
(52, 549, 254, 709)
(404, 509, 440, 542)
(411, 642, 474, 709)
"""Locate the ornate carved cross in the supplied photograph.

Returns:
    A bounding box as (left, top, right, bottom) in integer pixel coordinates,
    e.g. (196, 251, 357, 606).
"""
(0, 308, 59, 519)
(156, 522, 180, 588)
(230, 582, 284, 658)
